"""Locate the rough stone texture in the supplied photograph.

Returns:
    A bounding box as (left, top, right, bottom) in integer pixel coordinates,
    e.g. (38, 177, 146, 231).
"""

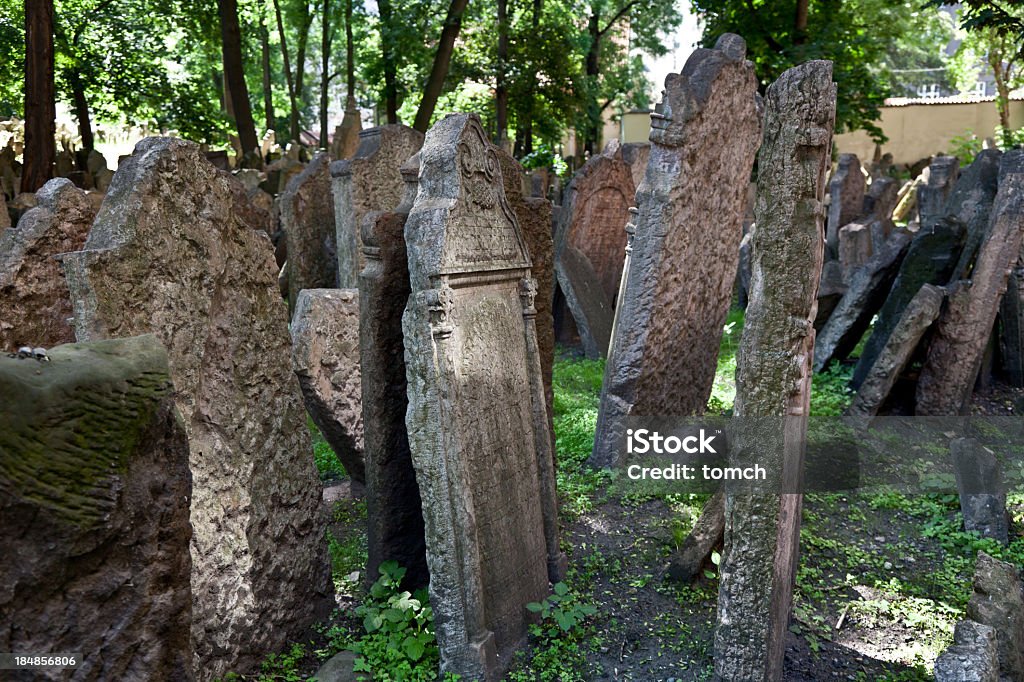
(952, 437, 1009, 545)
(401, 114, 564, 681)
(263, 157, 304, 195)
(714, 60, 835, 682)
(863, 177, 898, 232)
(290, 288, 365, 483)
(0, 178, 96, 350)
(331, 125, 424, 288)
(0, 335, 194, 682)
(813, 229, 912, 372)
(590, 34, 763, 467)
(553, 243, 614, 359)
(838, 221, 873, 280)
(331, 96, 362, 160)
(282, 153, 338, 313)
(918, 151, 1024, 416)
(815, 260, 846, 330)
(917, 155, 960, 229)
(495, 146, 556, 444)
(1001, 256, 1024, 387)
(845, 283, 943, 418)
(946, 150, 1003, 281)
(967, 552, 1024, 681)
(360, 153, 428, 590)
(0, 193, 10, 228)
(59, 137, 333, 680)
(621, 141, 651, 189)
(934, 620, 1000, 682)
(826, 153, 865, 255)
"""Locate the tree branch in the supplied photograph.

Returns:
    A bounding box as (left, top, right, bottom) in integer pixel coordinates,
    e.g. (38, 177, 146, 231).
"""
(598, 0, 640, 37)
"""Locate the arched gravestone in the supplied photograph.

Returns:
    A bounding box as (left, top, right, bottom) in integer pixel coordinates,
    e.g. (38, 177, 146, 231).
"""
(402, 113, 565, 681)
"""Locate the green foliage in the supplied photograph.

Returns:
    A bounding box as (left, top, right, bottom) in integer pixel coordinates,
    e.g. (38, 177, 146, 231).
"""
(309, 417, 347, 481)
(525, 581, 599, 635)
(508, 582, 599, 681)
(520, 144, 569, 177)
(810, 364, 855, 416)
(948, 130, 985, 165)
(707, 306, 745, 414)
(258, 643, 308, 682)
(350, 561, 440, 681)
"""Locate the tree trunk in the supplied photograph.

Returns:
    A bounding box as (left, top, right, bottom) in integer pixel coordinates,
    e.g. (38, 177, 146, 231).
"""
(346, 0, 355, 99)
(320, 0, 331, 148)
(494, 0, 509, 148)
(581, 11, 601, 159)
(794, 0, 809, 45)
(292, 3, 315, 142)
(272, 0, 300, 142)
(219, 0, 260, 155)
(22, 0, 56, 193)
(261, 8, 274, 133)
(378, 0, 399, 123)
(69, 68, 94, 154)
(518, 0, 542, 156)
(412, 0, 470, 132)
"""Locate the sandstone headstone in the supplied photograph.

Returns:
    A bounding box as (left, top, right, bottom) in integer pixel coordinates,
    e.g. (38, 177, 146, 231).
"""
(714, 60, 835, 682)
(590, 34, 763, 467)
(0, 178, 96, 350)
(846, 283, 943, 418)
(826, 153, 865, 255)
(918, 151, 1024, 416)
(332, 125, 424, 288)
(402, 114, 563, 680)
(282, 152, 338, 312)
(862, 176, 898, 250)
(838, 221, 873, 280)
(934, 620, 1000, 682)
(290, 288, 364, 483)
(967, 552, 1024, 681)
(815, 260, 846, 330)
(620, 141, 651, 189)
(360, 152, 428, 589)
(553, 243, 614, 359)
(60, 137, 332, 679)
(263, 157, 304, 195)
(332, 96, 362, 160)
(813, 230, 912, 372)
(952, 438, 1009, 545)
(0, 335, 194, 682)
(917, 155, 959, 229)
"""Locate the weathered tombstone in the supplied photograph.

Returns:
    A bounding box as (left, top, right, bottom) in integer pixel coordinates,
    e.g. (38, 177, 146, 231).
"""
(917, 151, 1024, 416)
(281, 152, 338, 313)
(934, 620, 1000, 682)
(331, 125, 424, 288)
(360, 152, 429, 589)
(815, 260, 846, 330)
(862, 176, 898, 250)
(714, 60, 836, 682)
(553, 243, 614, 358)
(0, 178, 96, 350)
(838, 221, 873, 280)
(0, 335, 194, 682)
(1000, 254, 1024, 387)
(826, 153, 865, 255)
(620, 141, 651, 189)
(290, 288, 365, 483)
(262, 157, 304, 195)
(950, 149, 1006, 281)
(967, 552, 1024, 681)
(590, 34, 763, 467)
(402, 113, 564, 680)
(812, 229, 912, 372)
(917, 155, 959, 229)
(60, 137, 333, 679)
(951, 438, 1009, 545)
(331, 95, 362, 160)
(845, 284, 943, 418)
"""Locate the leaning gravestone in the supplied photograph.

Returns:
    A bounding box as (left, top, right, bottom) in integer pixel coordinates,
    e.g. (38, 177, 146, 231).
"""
(0, 178, 96, 350)
(332, 125, 424, 287)
(951, 437, 1009, 545)
(967, 552, 1024, 681)
(281, 152, 338, 313)
(590, 34, 763, 468)
(917, 151, 1024, 416)
(951, 149, 1005, 281)
(714, 60, 836, 682)
(917, 155, 959, 229)
(361, 153, 429, 589)
(826, 153, 865, 255)
(1001, 252, 1024, 387)
(61, 137, 333, 679)
(402, 113, 564, 680)
(0, 335, 194, 682)
(290, 288, 365, 483)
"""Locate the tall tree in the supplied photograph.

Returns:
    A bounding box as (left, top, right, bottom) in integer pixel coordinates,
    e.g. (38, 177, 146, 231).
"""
(218, 0, 260, 155)
(377, 0, 399, 123)
(22, 0, 55, 192)
(413, 0, 470, 132)
(494, 0, 509, 147)
(319, 0, 332, 147)
(260, 4, 274, 133)
(272, 0, 300, 140)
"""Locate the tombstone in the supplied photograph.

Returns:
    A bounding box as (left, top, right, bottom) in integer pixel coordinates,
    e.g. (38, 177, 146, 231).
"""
(917, 155, 959, 229)
(950, 149, 1005, 281)
(262, 157, 304, 195)
(917, 151, 1024, 416)
(589, 35, 763, 467)
(845, 284, 943, 418)
(495, 146, 556, 436)
(290, 288, 365, 483)
(281, 152, 338, 313)
(815, 260, 846, 330)
(620, 141, 651, 189)
(86, 149, 108, 176)
(331, 95, 362, 160)
(332, 125, 424, 288)
(893, 170, 925, 224)
(813, 229, 912, 372)
(967, 552, 1024, 681)
(0, 194, 9, 229)
(826, 153, 865, 255)
(60, 137, 333, 679)
(1000, 255, 1024, 387)
(234, 168, 263, 192)
(934, 620, 1000, 682)
(205, 150, 230, 171)
(401, 113, 564, 680)
(54, 148, 75, 176)
(360, 152, 429, 590)
(9, 191, 39, 225)
(714, 60, 836, 682)
(0, 335, 194, 682)
(0, 178, 96, 350)
(951, 438, 1009, 544)
(862, 176, 898, 250)
(838, 221, 873, 280)
(553, 243, 614, 359)
(93, 167, 115, 192)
